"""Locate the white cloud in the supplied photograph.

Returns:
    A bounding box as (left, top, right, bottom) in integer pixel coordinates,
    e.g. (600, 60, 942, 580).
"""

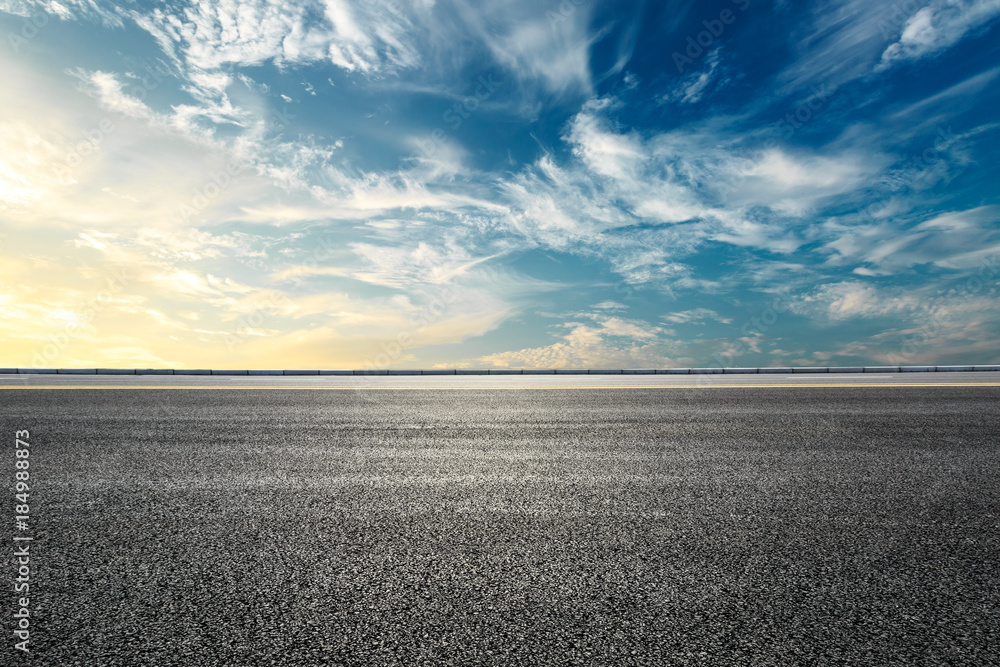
(781, 0, 1000, 94)
(729, 148, 885, 217)
(791, 281, 914, 321)
(402, 136, 468, 182)
(663, 308, 733, 325)
(788, 279, 1000, 365)
(71, 69, 156, 120)
(500, 98, 895, 289)
(0, 0, 123, 26)
(591, 301, 627, 311)
(113, 0, 608, 103)
(566, 99, 644, 181)
(4, 0, 997, 371)
(890, 65, 1000, 124)
(789, 279, 999, 326)
(0, 220, 523, 368)
(779, 0, 892, 92)
(478, 12, 596, 97)
(879, 0, 1000, 68)
(821, 206, 1000, 272)
(342, 241, 501, 289)
(481, 313, 679, 369)
(662, 49, 723, 105)
(128, 0, 414, 74)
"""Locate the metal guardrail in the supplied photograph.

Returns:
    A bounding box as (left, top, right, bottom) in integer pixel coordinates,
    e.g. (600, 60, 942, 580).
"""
(1, 366, 998, 375)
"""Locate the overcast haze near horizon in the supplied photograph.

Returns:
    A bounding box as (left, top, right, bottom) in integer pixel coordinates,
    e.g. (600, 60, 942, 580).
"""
(1, 0, 999, 370)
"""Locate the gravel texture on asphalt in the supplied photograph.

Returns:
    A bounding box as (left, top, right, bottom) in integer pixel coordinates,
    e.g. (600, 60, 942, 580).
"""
(3, 386, 999, 665)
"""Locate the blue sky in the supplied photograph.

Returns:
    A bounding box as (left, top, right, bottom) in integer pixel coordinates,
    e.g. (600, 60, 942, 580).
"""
(1, 0, 998, 369)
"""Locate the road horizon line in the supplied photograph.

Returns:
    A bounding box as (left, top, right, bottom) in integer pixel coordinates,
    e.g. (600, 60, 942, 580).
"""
(3, 365, 1000, 376)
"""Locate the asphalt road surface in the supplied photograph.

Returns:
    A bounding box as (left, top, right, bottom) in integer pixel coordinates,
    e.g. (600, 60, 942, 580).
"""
(2, 376, 999, 665)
